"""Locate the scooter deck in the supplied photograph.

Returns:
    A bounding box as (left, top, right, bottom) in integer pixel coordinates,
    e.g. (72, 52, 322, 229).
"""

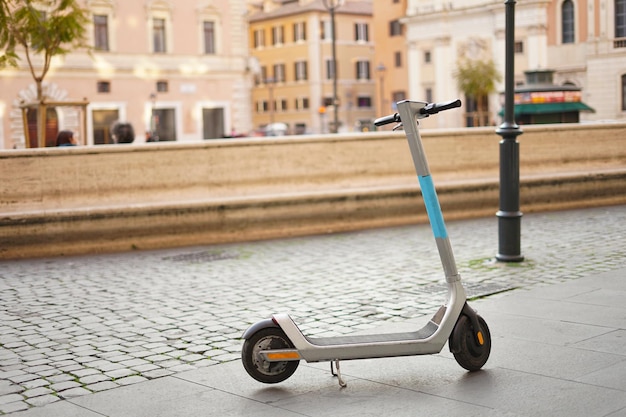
(305, 321, 438, 346)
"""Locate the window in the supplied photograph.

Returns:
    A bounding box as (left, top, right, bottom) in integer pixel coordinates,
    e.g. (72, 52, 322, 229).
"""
(156, 80, 168, 93)
(278, 99, 288, 111)
(295, 61, 308, 81)
(204, 21, 215, 54)
(392, 91, 406, 104)
(514, 41, 524, 53)
(425, 87, 433, 103)
(295, 97, 310, 110)
(562, 0, 575, 43)
(622, 74, 626, 110)
(355, 23, 369, 42)
(424, 51, 431, 63)
(93, 15, 109, 51)
(355, 60, 370, 80)
(272, 25, 284, 45)
(389, 20, 402, 36)
(394, 51, 402, 67)
(293, 22, 306, 42)
(357, 96, 372, 108)
(320, 21, 329, 40)
(323, 97, 334, 106)
(260, 66, 268, 83)
(617, 0, 626, 38)
(153, 18, 166, 53)
(257, 100, 269, 113)
(254, 29, 265, 48)
(97, 81, 111, 93)
(325, 59, 337, 80)
(273, 64, 285, 82)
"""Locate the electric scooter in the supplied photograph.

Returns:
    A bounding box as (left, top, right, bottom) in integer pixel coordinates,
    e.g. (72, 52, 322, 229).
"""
(241, 99, 491, 387)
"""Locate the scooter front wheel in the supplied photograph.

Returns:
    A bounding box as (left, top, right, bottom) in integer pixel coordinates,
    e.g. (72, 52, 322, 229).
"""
(242, 327, 299, 383)
(449, 314, 491, 371)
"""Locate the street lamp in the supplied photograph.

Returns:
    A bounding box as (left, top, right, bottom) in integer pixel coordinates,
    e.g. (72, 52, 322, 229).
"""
(322, 0, 344, 133)
(376, 62, 387, 119)
(495, 0, 524, 262)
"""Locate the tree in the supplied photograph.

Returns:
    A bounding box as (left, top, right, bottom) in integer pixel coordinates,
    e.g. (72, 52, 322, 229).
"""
(0, 0, 90, 146)
(454, 59, 502, 127)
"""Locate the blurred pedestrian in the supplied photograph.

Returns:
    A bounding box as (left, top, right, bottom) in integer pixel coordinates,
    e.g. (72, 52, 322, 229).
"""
(56, 130, 77, 147)
(112, 122, 135, 144)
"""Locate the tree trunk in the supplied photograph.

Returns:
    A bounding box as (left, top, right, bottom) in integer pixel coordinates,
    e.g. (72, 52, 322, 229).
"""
(36, 79, 45, 148)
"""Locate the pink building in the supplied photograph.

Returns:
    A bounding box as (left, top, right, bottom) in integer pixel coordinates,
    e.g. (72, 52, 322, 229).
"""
(0, 0, 252, 149)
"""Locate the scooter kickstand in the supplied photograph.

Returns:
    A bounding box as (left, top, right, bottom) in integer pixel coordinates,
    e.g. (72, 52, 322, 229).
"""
(330, 360, 347, 388)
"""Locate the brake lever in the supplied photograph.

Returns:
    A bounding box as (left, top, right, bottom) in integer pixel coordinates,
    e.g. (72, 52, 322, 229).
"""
(392, 123, 404, 131)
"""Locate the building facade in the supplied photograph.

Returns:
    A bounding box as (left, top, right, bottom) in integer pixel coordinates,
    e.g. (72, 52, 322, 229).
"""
(0, 0, 252, 149)
(373, 0, 409, 123)
(248, 0, 376, 134)
(400, 0, 626, 128)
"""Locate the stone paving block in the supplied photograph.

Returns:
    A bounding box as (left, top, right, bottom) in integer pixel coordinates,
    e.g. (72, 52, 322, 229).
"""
(22, 379, 49, 389)
(25, 394, 60, 407)
(58, 387, 92, 399)
(0, 380, 23, 396)
(50, 380, 81, 392)
(79, 374, 111, 385)
(22, 387, 53, 398)
(0, 393, 24, 405)
(47, 373, 75, 384)
(115, 375, 148, 386)
(105, 368, 137, 379)
(0, 399, 29, 414)
(86, 381, 119, 392)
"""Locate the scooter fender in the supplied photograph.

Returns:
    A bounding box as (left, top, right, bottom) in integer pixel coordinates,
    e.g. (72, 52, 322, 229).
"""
(241, 318, 279, 340)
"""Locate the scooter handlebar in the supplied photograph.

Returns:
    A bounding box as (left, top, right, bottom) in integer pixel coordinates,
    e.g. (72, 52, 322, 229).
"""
(374, 113, 401, 127)
(374, 99, 462, 127)
(419, 99, 462, 115)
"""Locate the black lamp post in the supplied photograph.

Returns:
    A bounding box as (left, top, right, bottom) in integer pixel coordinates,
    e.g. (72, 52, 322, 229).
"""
(495, 0, 524, 262)
(323, 0, 344, 133)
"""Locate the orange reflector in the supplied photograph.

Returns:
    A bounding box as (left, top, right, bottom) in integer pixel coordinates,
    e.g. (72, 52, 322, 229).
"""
(477, 331, 484, 345)
(266, 351, 301, 361)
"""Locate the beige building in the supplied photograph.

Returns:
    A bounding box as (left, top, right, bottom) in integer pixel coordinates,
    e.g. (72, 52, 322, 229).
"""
(0, 0, 252, 149)
(372, 0, 409, 120)
(393, 0, 626, 128)
(248, 0, 376, 134)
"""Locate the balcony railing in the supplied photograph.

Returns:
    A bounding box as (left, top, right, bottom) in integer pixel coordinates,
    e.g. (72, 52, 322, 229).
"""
(614, 38, 626, 48)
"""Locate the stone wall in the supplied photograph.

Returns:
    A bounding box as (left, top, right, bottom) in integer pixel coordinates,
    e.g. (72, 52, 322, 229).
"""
(1, 123, 625, 259)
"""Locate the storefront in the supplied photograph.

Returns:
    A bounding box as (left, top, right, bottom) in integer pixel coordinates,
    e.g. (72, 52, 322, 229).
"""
(500, 70, 595, 124)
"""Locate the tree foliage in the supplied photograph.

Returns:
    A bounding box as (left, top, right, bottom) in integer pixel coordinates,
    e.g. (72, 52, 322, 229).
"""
(0, 0, 90, 99)
(453, 58, 502, 126)
(454, 58, 502, 99)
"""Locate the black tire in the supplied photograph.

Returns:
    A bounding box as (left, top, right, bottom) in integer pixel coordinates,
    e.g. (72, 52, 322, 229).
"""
(242, 327, 299, 384)
(449, 314, 491, 371)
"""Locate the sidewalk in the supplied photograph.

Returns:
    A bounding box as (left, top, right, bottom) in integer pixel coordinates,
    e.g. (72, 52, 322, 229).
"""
(9, 268, 626, 417)
(1, 205, 625, 415)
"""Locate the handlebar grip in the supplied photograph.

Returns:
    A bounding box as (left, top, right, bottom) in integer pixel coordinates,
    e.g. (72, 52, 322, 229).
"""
(420, 99, 462, 115)
(374, 113, 401, 126)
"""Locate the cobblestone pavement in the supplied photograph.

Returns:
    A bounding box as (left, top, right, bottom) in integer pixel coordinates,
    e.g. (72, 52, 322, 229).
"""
(1, 205, 625, 414)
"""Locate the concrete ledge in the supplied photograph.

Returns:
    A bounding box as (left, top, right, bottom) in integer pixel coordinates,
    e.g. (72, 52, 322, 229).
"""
(2, 169, 625, 259)
(2, 123, 625, 259)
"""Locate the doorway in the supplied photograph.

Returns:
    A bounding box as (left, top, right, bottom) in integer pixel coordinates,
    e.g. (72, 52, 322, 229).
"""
(153, 108, 177, 141)
(202, 107, 225, 139)
(92, 109, 119, 145)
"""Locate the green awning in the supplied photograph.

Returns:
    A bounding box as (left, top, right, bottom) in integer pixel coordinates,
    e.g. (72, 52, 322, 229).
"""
(499, 101, 595, 116)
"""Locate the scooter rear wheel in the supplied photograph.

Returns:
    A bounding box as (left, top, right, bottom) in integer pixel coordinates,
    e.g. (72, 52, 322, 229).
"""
(242, 327, 299, 383)
(449, 314, 491, 371)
